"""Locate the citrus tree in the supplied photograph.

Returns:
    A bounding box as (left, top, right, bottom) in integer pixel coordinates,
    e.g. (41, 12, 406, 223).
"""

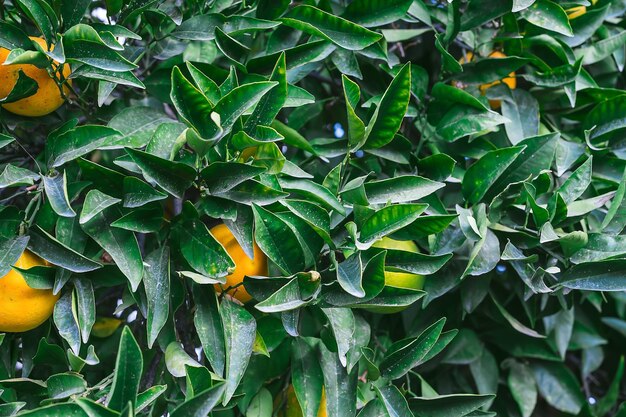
(0, 0, 626, 416)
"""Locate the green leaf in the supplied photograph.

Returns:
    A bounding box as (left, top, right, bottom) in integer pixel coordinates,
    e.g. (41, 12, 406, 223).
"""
(49, 126, 122, 168)
(280, 5, 382, 50)
(221, 298, 256, 404)
(380, 318, 446, 380)
(76, 398, 119, 417)
(15, 403, 87, 417)
(346, 175, 444, 205)
(374, 385, 413, 417)
(291, 338, 324, 417)
(0, 164, 40, 188)
(28, 226, 102, 273)
(170, 383, 226, 417)
(214, 81, 278, 135)
(125, 148, 196, 199)
(319, 342, 358, 417)
(530, 361, 584, 414)
(59, 0, 91, 27)
(214, 27, 250, 70)
(170, 67, 220, 142)
(408, 394, 496, 417)
(14, 0, 57, 44)
(560, 260, 626, 291)
(336, 253, 364, 298)
(342, 0, 413, 27)
(322, 308, 356, 367)
(80, 207, 143, 291)
(201, 162, 266, 194)
(47, 373, 87, 399)
(575, 30, 626, 65)
(462, 146, 525, 204)
(252, 204, 306, 275)
(455, 56, 529, 84)
(584, 96, 626, 145)
(360, 204, 428, 244)
(248, 388, 273, 417)
(436, 105, 509, 142)
(64, 39, 137, 72)
(122, 176, 167, 208)
(521, 0, 573, 37)
(364, 63, 411, 149)
(0, 235, 29, 277)
(255, 272, 321, 313)
(279, 178, 344, 214)
(144, 246, 170, 348)
(53, 292, 81, 355)
(193, 284, 226, 377)
(0, 22, 31, 50)
(79, 190, 121, 224)
(487, 133, 558, 200)
(342, 76, 366, 149)
(244, 53, 287, 132)
(557, 156, 592, 205)
(43, 171, 76, 218)
(507, 361, 537, 417)
(165, 342, 201, 378)
(74, 278, 95, 343)
(106, 107, 172, 149)
(173, 217, 234, 280)
(107, 327, 143, 412)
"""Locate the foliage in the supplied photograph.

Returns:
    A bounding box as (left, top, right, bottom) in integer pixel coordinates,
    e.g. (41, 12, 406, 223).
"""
(0, 0, 626, 416)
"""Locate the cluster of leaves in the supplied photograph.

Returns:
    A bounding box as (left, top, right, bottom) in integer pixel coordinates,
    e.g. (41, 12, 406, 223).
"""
(1, 0, 626, 416)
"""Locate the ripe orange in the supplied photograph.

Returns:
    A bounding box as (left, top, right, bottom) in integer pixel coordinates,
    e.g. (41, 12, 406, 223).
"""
(210, 223, 268, 303)
(0, 250, 59, 332)
(457, 51, 516, 109)
(0, 37, 71, 116)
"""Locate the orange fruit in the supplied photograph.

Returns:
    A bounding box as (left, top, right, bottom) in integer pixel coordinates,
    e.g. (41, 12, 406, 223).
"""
(457, 51, 516, 109)
(91, 317, 123, 338)
(566, 5, 587, 19)
(277, 385, 327, 417)
(372, 237, 425, 291)
(566, 0, 597, 19)
(367, 237, 425, 314)
(0, 250, 59, 332)
(210, 223, 268, 303)
(0, 37, 71, 116)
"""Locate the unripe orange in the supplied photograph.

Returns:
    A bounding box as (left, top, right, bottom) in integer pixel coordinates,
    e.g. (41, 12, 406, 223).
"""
(277, 385, 327, 417)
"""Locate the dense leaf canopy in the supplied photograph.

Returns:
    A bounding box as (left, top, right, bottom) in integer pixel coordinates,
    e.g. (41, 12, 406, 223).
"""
(1, 0, 626, 416)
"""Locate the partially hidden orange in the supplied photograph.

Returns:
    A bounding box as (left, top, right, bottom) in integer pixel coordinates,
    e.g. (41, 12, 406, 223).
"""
(210, 223, 268, 303)
(0, 37, 71, 116)
(0, 250, 59, 332)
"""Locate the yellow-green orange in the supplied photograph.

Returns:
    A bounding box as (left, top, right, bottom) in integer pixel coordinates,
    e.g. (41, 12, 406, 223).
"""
(210, 223, 268, 303)
(0, 251, 59, 332)
(369, 237, 425, 314)
(566, 0, 598, 19)
(373, 237, 425, 290)
(92, 317, 123, 338)
(0, 37, 71, 116)
(278, 385, 327, 417)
